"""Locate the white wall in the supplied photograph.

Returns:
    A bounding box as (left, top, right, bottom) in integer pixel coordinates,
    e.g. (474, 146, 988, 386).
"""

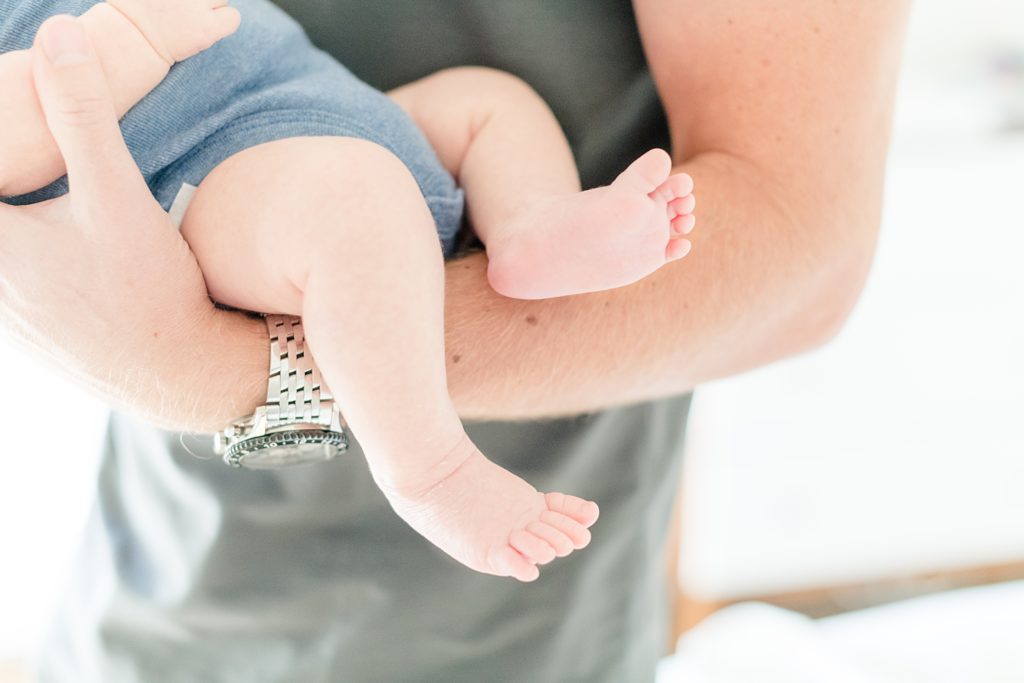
(0, 367, 106, 658)
(679, 0, 1024, 599)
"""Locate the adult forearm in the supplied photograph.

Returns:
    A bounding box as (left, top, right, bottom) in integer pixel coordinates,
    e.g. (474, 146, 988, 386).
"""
(12, 2, 896, 434)
(106, 149, 877, 434)
(28, 300, 270, 436)
(133, 305, 269, 435)
(443, 150, 881, 421)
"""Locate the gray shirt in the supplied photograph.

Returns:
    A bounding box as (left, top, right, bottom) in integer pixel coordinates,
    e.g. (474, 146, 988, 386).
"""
(36, 1, 693, 680)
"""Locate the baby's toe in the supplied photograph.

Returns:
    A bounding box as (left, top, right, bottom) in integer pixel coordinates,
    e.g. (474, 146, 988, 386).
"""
(489, 546, 539, 582)
(527, 521, 575, 557)
(671, 213, 696, 236)
(544, 492, 600, 526)
(615, 149, 673, 193)
(667, 194, 696, 219)
(540, 510, 593, 550)
(666, 238, 692, 262)
(510, 529, 557, 565)
(651, 173, 694, 203)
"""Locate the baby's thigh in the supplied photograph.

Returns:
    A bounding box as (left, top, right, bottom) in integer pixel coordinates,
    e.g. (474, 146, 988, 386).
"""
(179, 136, 424, 316)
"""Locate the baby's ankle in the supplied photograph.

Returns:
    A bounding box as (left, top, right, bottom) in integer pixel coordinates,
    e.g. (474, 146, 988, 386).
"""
(368, 429, 477, 500)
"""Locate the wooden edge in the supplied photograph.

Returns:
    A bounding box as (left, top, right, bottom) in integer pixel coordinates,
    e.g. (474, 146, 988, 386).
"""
(703, 560, 1024, 620)
(0, 660, 28, 683)
(668, 539, 1024, 649)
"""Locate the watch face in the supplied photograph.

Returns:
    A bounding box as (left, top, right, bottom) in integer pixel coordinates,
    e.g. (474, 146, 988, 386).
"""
(241, 442, 342, 469)
(224, 430, 348, 469)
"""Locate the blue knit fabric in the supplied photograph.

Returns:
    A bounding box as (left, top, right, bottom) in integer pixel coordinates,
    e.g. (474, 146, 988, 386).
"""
(0, 0, 465, 257)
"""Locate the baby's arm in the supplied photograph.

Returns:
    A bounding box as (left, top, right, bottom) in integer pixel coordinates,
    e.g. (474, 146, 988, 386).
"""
(0, 0, 239, 197)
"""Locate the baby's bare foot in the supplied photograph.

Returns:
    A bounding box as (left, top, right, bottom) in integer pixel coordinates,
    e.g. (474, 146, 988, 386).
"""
(106, 0, 240, 65)
(486, 148, 695, 300)
(375, 435, 599, 582)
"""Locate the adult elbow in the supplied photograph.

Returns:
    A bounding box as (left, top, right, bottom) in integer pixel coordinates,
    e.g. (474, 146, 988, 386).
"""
(804, 212, 882, 349)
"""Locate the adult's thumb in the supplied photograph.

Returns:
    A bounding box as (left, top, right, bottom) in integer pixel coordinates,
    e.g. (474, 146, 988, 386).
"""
(32, 15, 147, 208)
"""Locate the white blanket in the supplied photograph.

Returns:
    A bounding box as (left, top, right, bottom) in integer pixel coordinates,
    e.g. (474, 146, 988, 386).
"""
(657, 580, 1024, 683)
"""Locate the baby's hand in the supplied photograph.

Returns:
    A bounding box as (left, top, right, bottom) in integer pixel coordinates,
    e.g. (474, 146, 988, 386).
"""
(106, 0, 241, 65)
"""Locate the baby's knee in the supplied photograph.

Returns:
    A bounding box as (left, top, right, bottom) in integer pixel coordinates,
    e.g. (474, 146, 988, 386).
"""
(324, 138, 418, 191)
(433, 66, 533, 94)
(426, 66, 545, 114)
(271, 137, 424, 215)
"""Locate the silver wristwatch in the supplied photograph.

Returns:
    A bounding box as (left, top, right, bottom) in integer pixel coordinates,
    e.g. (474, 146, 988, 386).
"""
(213, 314, 348, 469)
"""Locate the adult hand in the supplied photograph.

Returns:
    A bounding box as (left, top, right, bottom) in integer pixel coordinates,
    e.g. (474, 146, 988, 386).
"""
(0, 16, 259, 432)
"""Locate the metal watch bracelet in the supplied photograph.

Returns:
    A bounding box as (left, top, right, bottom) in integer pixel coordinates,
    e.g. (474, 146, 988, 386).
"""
(213, 315, 348, 468)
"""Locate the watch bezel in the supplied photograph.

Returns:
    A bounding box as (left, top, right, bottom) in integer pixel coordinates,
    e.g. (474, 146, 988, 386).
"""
(223, 429, 348, 469)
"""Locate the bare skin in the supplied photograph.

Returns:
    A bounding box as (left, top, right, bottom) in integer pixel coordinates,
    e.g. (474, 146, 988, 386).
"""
(0, 0, 910, 476)
(0, 4, 699, 580)
(0, 0, 239, 196)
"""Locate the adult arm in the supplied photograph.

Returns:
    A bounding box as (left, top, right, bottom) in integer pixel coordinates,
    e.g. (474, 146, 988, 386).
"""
(0, 19, 268, 435)
(0, 4, 909, 436)
(442, 0, 911, 420)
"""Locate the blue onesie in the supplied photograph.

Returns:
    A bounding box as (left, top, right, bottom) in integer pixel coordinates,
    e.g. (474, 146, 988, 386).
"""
(0, 0, 466, 258)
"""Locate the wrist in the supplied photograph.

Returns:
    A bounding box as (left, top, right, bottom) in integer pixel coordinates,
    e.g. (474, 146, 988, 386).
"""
(150, 305, 267, 435)
(191, 307, 268, 434)
(95, 1, 174, 67)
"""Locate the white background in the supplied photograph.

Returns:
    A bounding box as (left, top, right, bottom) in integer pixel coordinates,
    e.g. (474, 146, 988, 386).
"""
(2, 0, 1023, 664)
(679, 1, 1024, 597)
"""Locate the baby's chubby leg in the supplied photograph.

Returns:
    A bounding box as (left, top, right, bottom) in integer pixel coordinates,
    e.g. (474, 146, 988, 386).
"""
(389, 67, 696, 300)
(180, 137, 598, 581)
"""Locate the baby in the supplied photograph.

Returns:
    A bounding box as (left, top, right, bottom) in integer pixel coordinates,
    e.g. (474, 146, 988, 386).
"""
(0, 0, 695, 582)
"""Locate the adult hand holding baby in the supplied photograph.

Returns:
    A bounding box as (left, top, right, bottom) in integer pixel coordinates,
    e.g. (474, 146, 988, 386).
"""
(0, 16, 265, 433)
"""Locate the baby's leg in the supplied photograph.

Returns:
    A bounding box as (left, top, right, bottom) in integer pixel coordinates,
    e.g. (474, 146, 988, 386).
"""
(388, 67, 696, 300)
(180, 137, 598, 581)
